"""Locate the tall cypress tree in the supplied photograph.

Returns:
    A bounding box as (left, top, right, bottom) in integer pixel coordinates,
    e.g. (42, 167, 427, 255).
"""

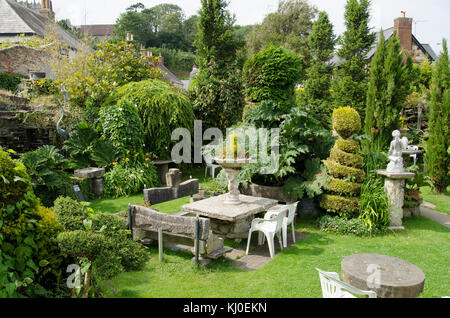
(303, 11, 336, 127)
(190, 0, 245, 130)
(332, 0, 375, 120)
(426, 39, 449, 193)
(194, 0, 239, 70)
(365, 30, 413, 146)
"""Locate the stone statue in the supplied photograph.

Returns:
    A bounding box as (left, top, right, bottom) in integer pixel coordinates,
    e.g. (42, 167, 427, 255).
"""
(387, 130, 405, 173)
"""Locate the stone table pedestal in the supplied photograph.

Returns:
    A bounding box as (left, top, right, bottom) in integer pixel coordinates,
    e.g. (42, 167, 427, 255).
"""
(375, 170, 414, 229)
(74, 167, 105, 197)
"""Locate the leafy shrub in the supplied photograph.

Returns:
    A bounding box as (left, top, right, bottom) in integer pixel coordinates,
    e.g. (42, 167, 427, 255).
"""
(190, 64, 245, 130)
(332, 107, 362, 139)
(53, 196, 92, 231)
(29, 78, 60, 96)
(20, 146, 71, 207)
(53, 41, 162, 110)
(54, 197, 149, 295)
(0, 72, 26, 91)
(107, 79, 195, 159)
(103, 159, 159, 198)
(318, 215, 380, 237)
(63, 122, 119, 169)
(99, 100, 145, 160)
(0, 149, 64, 297)
(243, 45, 303, 104)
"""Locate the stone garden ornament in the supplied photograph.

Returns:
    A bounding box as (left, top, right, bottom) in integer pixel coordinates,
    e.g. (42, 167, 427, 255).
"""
(57, 84, 70, 140)
(387, 130, 405, 173)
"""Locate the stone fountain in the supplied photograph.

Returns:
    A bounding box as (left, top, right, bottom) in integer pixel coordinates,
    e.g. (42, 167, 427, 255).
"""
(375, 130, 415, 229)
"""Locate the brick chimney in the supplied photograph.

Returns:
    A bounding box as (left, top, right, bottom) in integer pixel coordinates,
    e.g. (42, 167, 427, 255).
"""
(40, 0, 55, 22)
(394, 11, 413, 52)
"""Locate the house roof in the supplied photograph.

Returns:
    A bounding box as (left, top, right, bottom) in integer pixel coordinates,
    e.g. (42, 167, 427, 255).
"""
(77, 24, 115, 37)
(0, 0, 81, 49)
(330, 26, 437, 66)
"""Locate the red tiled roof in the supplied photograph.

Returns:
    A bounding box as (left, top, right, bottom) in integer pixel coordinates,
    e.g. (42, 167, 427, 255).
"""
(77, 24, 115, 37)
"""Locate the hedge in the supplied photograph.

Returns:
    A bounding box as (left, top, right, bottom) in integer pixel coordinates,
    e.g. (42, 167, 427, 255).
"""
(0, 72, 26, 91)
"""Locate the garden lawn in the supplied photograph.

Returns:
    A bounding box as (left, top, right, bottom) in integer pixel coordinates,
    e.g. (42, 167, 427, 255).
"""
(90, 195, 191, 215)
(104, 215, 449, 298)
(420, 186, 450, 215)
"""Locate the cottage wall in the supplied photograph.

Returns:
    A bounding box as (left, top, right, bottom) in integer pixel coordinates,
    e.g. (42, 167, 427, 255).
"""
(0, 45, 54, 78)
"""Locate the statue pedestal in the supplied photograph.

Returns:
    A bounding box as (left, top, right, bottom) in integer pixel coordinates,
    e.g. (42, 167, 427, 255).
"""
(375, 170, 415, 229)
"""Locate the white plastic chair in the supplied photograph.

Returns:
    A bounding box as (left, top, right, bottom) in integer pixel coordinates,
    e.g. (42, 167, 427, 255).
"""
(316, 268, 377, 298)
(246, 209, 287, 259)
(266, 202, 299, 248)
(407, 145, 419, 165)
(204, 154, 221, 178)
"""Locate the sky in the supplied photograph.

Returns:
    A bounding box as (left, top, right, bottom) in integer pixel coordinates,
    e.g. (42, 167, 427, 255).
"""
(48, 0, 449, 55)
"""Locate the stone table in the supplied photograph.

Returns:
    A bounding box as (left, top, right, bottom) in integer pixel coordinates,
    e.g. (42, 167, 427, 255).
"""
(341, 254, 425, 298)
(375, 170, 415, 229)
(181, 194, 278, 239)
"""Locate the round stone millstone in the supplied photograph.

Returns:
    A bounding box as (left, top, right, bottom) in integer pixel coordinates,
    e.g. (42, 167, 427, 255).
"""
(341, 253, 425, 298)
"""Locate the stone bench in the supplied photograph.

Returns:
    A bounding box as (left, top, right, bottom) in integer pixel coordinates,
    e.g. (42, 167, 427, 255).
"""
(128, 205, 232, 262)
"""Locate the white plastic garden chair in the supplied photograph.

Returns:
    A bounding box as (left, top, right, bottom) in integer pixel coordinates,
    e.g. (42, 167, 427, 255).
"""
(407, 145, 419, 165)
(265, 202, 299, 248)
(204, 154, 221, 179)
(246, 209, 287, 259)
(316, 268, 377, 298)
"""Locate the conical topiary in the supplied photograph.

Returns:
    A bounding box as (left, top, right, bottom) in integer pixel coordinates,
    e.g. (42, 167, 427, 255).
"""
(320, 107, 365, 216)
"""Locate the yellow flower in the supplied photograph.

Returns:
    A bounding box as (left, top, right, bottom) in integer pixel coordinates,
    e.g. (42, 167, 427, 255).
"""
(125, 158, 130, 163)
(112, 162, 118, 166)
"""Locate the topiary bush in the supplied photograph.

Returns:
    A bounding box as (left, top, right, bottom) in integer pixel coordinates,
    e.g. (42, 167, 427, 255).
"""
(0, 148, 65, 297)
(107, 79, 195, 159)
(243, 44, 304, 104)
(332, 106, 362, 139)
(320, 107, 365, 217)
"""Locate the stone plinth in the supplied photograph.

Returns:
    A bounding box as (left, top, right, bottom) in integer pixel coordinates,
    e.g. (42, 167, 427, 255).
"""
(153, 160, 173, 186)
(375, 170, 414, 228)
(341, 253, 425, 298)
(74, 167, 105, 197)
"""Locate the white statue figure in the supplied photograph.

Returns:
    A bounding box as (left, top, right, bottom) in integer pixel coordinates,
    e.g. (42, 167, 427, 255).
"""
(387, 130, 405, 173)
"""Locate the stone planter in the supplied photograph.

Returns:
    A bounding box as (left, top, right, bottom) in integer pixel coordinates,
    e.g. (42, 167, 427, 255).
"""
(29, 71, 46, 80)
(242, 184, 293, 203)
(214, 158, 250, 205)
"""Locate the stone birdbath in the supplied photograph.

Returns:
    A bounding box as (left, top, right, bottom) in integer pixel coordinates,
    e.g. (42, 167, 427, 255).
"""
(214, 158, 251, 205)
(375, 130, 415, 229)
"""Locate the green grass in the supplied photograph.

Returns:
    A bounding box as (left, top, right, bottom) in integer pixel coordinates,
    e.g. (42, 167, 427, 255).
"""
(420, 186, 450, 215)
(90, 195, 191, 214)
(102, 215, 449, 298)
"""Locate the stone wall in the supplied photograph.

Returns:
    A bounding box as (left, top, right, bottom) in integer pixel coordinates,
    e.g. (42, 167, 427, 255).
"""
(0, 108, 56, 154)
(0, 45, 54, 78)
